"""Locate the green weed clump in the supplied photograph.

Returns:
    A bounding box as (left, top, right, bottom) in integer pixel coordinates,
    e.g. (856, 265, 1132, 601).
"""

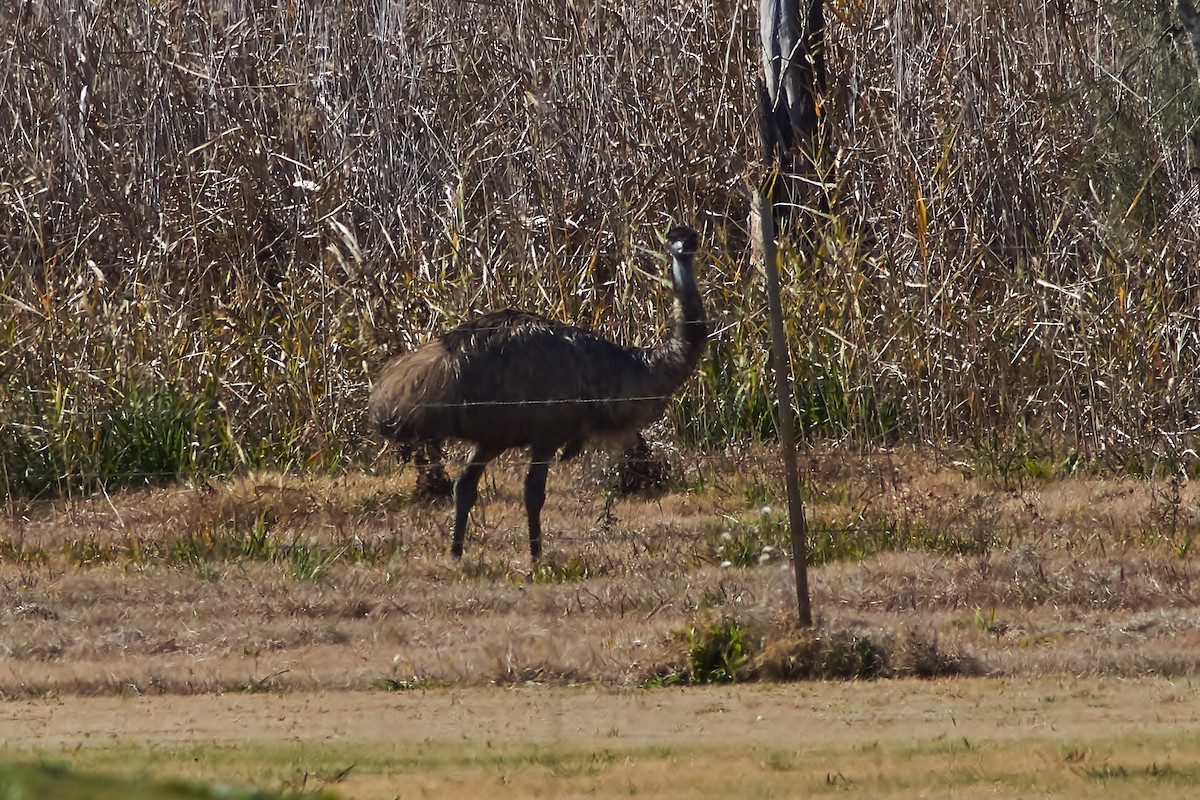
(650, 621, 924, 685)
(529, 555, 608, 584)
(688, 618, 752, 683)
(0, 507, 399, 581)
(642, 618, 752, 686)
(709, 508, 993, 569)
(1, 381, 235, 501)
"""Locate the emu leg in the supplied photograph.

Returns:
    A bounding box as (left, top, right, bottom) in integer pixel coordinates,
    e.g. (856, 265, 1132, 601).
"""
(452, 445, 500, 558)
(524, 446, 555, 560)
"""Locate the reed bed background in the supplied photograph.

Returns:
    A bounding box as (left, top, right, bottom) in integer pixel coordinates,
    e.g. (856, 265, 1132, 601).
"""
(1, 0, 1198, 498)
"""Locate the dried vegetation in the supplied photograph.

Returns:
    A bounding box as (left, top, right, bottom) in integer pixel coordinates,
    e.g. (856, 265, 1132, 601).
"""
(1, 1, 1200, 693)
(1, 1, 1199, 497)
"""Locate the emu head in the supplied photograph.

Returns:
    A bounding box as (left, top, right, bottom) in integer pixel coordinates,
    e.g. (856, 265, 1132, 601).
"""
(665, 225, 700, 291)
(666, 226, 700, 257)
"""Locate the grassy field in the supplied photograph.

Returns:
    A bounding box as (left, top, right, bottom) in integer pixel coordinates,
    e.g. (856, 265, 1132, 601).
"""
(2, 449, 1199, 696)
(3, 2, 1200, 796)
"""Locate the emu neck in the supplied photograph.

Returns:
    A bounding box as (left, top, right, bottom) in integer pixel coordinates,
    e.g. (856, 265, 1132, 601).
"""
(641, 252, 707, 390)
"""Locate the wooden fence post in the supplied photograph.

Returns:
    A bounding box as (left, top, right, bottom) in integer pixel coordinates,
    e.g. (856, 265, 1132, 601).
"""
(755, 0, 826, 627)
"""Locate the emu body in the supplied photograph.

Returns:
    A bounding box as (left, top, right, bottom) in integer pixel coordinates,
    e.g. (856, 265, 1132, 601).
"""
(368, 226, 707, 558)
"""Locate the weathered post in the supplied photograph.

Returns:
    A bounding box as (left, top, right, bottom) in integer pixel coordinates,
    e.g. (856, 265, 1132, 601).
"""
(755, 0, 826, 627)
(758, 0, 826, 218)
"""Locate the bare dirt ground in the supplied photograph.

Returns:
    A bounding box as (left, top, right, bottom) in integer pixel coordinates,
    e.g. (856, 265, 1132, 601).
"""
(3, 449, 1200, 796)
(5, 678, 1200, 799)
(6, 678, 1198, 752)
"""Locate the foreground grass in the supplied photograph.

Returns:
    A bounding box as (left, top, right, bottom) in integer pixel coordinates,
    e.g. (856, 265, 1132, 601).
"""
(12, 728, 1200, 800)
(0, 760, 335, 800)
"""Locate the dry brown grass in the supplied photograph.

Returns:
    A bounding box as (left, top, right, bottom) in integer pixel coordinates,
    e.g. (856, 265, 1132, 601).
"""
(3, 449, 1200, 698)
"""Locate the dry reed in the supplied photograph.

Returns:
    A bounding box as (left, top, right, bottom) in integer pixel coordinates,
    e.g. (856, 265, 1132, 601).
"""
(1, 0, 1198, 498)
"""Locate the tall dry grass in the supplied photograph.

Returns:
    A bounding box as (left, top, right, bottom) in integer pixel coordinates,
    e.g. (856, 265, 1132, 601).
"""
(0, 0, 1198, 497)
(819, 0, 1200, 455)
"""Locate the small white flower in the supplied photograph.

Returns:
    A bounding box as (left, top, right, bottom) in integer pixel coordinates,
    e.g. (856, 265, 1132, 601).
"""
(720, 531, 732, 542)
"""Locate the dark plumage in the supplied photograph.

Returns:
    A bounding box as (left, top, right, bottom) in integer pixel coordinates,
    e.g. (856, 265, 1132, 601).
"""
(368, 225, 707, 559)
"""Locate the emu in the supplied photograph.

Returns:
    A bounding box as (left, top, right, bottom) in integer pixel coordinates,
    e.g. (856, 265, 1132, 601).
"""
(368, 225, 707, 559)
